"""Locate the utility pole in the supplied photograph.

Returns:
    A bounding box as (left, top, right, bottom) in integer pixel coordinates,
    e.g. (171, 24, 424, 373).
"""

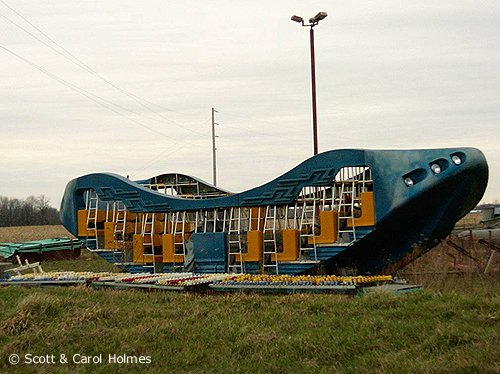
(211, 107, 218, 186)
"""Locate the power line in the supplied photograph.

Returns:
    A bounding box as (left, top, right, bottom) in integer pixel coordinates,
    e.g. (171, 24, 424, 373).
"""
(0, 1, 204, 135)
(0, 10, 92, 73)
(0, 0, 98, 71)
(0, 4, 258, 177)
(0, 45, 173, 140)
(1, 44, 213, 175)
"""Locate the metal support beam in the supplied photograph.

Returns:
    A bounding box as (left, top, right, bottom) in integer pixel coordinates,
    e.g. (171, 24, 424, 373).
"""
(478, 239, 500, 253)
(446, 239, 478, 262)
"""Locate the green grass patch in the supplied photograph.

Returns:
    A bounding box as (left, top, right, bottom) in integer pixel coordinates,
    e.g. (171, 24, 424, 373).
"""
(40, 249, 121, 273)
(1, 226, 499, 372)
(0, 281, 499, 373)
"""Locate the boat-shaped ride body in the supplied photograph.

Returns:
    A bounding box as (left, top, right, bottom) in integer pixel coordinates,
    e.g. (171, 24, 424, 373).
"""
(60, 148, 488, 275)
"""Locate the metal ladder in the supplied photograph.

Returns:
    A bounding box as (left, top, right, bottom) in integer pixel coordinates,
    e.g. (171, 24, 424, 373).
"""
(141, 213, 156, 273)
(298, 187, 318, 261)
(112, 200, 127, 263)
(227, 207, 244, 273)
(113, 201, 127, 247)
(263, 205, 279, 274)
(172, 211, 186, 271)
(85, 190, 99, 250)
(337, 181, 357, 243)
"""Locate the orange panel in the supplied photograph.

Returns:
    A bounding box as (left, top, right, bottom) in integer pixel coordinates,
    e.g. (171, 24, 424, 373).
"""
(154, 221, 164, 234)
(142, 255, 163, 264)
(125, 222, 135, 234)
(77, 210, 105, 237)
(308, 210, 338, 245)
(240, 230, 263, 262)
(104, 222, 116, 249)
(126, 212, 137, 222)
(96, 210, 106, 222)
(152, 234, 162, 247)
(273, 229, 299, 261)
(162, 234, 183, 263)
(132, 234, 143, 262)
(347, 192, 375, 227)
(77, 210, 88, 236)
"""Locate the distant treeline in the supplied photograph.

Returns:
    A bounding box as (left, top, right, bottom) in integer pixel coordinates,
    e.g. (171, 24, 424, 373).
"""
(0, 195, 60, 227)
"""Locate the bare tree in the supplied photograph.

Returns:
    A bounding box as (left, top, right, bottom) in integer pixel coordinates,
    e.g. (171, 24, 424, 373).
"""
(0, 195, 60, 227)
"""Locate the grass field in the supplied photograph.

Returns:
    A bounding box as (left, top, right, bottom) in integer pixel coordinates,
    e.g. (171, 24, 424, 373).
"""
(0, 225, 72, 243)
(0, 226, 499, 373)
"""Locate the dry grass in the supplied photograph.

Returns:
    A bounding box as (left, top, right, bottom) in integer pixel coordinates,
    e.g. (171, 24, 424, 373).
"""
(399, 236, 500, 294)
(0, 225, 73, 243)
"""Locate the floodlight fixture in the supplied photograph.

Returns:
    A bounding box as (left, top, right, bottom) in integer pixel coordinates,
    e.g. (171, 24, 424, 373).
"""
(291, 15, 303, 24)
(311, 12, 328, 23)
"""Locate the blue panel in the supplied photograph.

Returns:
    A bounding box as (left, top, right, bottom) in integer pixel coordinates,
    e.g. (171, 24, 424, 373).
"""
(310, 246, 347, 261)
(96, 250, 124, 263)
(189, 232, 227, 274)
(243, 262, 260, 274)
(120, 264, 152, 274)
(276, 262, 317, 275)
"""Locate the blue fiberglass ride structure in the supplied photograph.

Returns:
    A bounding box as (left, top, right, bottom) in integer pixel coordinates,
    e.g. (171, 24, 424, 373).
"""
(60, 148, 488, 275)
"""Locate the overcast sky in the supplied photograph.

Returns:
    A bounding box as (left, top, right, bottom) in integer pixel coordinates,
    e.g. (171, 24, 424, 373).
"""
(1, 0, 499, 208)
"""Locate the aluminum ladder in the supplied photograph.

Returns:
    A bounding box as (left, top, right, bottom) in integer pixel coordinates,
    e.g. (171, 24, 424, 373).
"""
(85, 189, 99, 250)
(298, 187, 318, 261)
(262, 205, 279, 274)
(172, 211, 187, 271)
(141, 213, 156, 273)
(112, 200, 127, 263)
(227, 207, 244, 273)
(337, 181, 357, 243)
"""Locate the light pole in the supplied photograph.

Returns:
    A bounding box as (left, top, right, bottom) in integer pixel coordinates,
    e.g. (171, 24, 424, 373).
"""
(291, 12, 327, 156)
(211, 107, 218, 186)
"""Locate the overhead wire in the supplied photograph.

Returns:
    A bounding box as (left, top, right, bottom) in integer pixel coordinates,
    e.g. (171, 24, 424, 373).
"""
(0, 2, 276, 177)
(0, 1, 204, 135)
(0, 1, 214, 173)
(0, 45, 175, 139)
(0, 2, 275, 141)
(1, 44, 211, 174)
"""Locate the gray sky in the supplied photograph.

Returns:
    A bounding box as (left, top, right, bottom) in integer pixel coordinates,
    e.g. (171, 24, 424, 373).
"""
(1, 0, 499, 207)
